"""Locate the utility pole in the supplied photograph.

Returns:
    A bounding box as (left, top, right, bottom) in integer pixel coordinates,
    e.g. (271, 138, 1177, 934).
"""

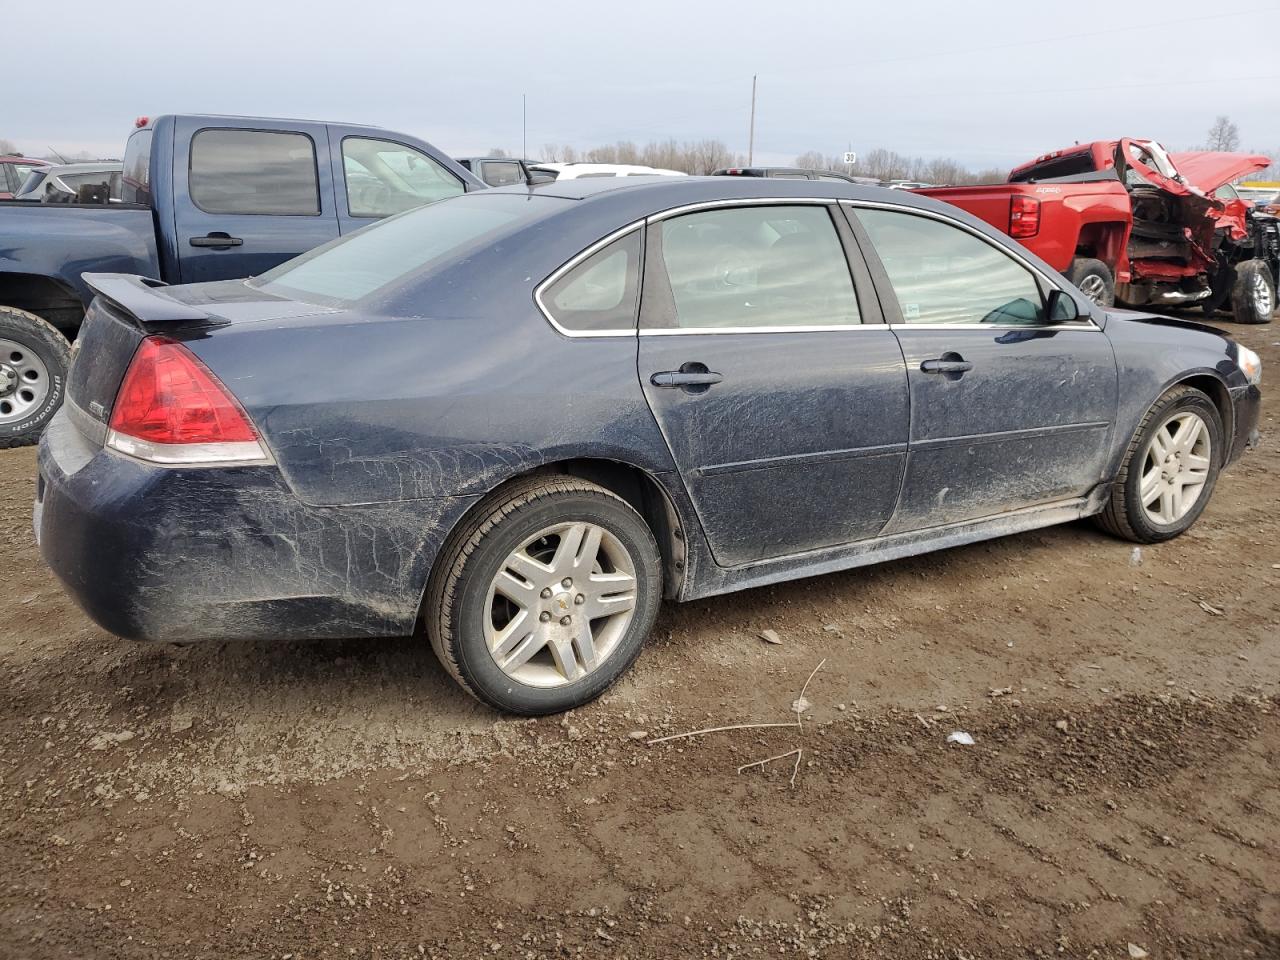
(522, 93, 527, 160)
(747, 75, 757, 166)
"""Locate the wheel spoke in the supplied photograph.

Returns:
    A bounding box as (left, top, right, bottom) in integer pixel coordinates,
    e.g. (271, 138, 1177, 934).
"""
(1185, 453, 1211, 474)
(573, 524, 604, 573)
(1139, 467, 1162, 505)
(505, 550, 551, 585)
(1149, 427, 1171, 463)
(493, 569, 536, 603)
(572, 619, 598, 673)
(551, 523, 587, 574)
(1158, 487, 1175, 523)
(1177, 417, 1203, 453)
(547, 636, 582, 682)
(491, 609, 532, 657)
(501, 630, 548, 672)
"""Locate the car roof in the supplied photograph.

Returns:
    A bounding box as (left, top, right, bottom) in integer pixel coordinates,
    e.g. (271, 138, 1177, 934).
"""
(1, 156, 49, 165)
(488, 174, 956, 218)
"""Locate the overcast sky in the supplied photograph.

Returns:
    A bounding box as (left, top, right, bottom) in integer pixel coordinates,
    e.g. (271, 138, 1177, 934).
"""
(4, 0, 1277, 169)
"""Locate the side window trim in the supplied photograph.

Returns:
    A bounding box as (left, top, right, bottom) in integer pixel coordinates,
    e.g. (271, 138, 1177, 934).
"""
(638, 199, 879, 335)
(534, 222, 645, 338)
(841, 200, 1099, 331)
(188, 127, 323, 217)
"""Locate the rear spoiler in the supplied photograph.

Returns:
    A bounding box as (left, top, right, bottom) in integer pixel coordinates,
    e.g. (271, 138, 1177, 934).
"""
(82, 273, 212, 323)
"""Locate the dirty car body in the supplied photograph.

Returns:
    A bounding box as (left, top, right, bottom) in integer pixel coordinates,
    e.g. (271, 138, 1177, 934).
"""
(35, 178, 1262, 709)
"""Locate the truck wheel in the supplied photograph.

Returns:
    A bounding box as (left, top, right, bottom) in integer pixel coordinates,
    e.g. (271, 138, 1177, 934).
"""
(426, 475, 662, 715)
(1230, 259, 1274, 324)
(1067, 258, 1115, 307)
(0, 306, 72, 449)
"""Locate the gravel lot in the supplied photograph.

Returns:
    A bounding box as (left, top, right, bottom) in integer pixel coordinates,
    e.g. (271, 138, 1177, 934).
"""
(2, 318, 1278, 959)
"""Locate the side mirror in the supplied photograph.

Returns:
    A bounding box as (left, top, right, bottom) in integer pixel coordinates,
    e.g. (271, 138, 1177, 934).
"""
(1047, 288, 1080, 323)
(526, 170, 556, 186)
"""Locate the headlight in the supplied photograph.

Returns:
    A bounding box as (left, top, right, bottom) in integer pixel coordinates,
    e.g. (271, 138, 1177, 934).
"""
(1236, 345, 1262, 386)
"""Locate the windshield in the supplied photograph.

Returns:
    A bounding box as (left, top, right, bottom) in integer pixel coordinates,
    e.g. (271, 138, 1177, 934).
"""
(253, 192, 565, 306)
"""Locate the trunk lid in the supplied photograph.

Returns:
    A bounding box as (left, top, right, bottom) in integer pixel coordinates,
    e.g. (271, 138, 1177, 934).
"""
(66, 273, 328, 448)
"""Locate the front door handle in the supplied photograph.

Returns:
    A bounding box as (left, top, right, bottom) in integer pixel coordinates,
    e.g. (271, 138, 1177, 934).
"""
(651, 371, 724, 388)
(650, 362, 723, 393)
(189, 233, 244, 249)
(920, 353, 973, 381)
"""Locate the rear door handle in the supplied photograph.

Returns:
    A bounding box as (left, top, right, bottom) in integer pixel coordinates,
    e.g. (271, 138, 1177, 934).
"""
(651, 371, 724, 388)
(920, 359, 973, 374)
(189, 233, 244, 248)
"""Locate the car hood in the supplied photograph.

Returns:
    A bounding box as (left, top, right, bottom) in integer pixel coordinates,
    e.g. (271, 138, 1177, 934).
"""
(1167, 151, 1272, 195)
(1103, 307, 1233, 342)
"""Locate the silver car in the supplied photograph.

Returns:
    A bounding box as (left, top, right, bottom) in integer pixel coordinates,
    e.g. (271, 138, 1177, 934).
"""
(14, 162, 121, 203)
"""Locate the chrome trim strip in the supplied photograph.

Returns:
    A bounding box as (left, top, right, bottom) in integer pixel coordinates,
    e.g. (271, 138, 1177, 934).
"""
(641, 323, 881, 336)
(646, 196, 833, 222)
(106, 430, 273, 468)
(910, 420, 1110, 452)
(533, 220, 645, 339)
(695, 442, 907, 478)
(840, 199, 1102, 333)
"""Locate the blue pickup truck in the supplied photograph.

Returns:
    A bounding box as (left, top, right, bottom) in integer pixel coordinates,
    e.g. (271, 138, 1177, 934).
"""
(0, 114, 482, 447)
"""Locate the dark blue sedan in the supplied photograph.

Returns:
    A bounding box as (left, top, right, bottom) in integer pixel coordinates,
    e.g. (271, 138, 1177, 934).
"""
(35, 177, 1262, 714)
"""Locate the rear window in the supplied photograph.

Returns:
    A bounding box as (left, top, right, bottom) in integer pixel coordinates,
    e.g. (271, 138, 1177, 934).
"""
(118, 129, 152, 205)
(253, 193, 563, 306)
(1009, 151, 1097, 183)
(190, 129, 320, 215)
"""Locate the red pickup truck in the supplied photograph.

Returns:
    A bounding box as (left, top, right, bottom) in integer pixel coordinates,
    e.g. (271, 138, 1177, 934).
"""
(918, 139, 1275, 324)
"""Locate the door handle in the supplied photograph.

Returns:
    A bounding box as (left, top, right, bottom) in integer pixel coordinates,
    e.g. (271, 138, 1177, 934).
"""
(651, 371, 724, 388)
(650, 362, 723, 393)
(920, 359, 973, 374)
(189, 233, 244, 248)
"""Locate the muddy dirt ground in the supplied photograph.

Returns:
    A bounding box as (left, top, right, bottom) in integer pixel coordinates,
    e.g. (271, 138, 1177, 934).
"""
(2, 320, 1279, 960)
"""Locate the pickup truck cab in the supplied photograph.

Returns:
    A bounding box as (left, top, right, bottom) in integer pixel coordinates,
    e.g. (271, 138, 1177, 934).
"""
(918, 140, 1274, 325)
(0, 114, 482, 447)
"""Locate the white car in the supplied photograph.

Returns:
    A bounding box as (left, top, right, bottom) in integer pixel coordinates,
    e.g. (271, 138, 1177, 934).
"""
(526, 162, 686, 181)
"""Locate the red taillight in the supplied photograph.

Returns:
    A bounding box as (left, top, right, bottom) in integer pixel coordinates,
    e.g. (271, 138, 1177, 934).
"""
(107, 337, 267, 464)
(1010, 195, 1041, 239)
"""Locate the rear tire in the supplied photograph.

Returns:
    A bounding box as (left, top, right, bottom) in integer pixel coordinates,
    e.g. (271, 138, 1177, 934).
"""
(1067, 258, 1115, 307)
(1094, 385, 1223, 543)
(1229, 259, 1274, 324)
(0, 306, 72, 449)
(426, 475, 662, 715)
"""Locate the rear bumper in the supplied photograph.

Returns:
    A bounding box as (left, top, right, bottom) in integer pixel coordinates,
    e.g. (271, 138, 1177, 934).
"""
(1227, 383, 1262, 466)
(35, 409, 478, 642)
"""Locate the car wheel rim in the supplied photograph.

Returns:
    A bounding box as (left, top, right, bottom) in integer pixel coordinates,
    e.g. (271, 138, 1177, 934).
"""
(483, 521, 638, 688)
(1078, 274, 1107, 303)
(1250, 273, 1273, 317)
(0, 338, 50, 426)
(1139, 411, 1212, 525)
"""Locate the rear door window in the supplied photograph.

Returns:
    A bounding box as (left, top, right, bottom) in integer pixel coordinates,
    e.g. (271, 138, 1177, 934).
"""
(649, 204, 861, 329)
(190, 129, 320, 215)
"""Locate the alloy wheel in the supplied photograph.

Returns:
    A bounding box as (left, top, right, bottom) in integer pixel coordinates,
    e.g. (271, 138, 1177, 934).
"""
(1077, 274, 1107, 304)
(1250, 271, 1274, 318)
(1139, 411, 1212, 525)
(483, 521, 638, 687)
(0, 338, 50, 426)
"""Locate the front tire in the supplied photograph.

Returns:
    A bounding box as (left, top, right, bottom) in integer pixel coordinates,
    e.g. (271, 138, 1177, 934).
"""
(426, 475, 662, 715)
(1230, 259, 1274, 324)
(0, 306, 72, 449)
(1095, 385, 1223, 543)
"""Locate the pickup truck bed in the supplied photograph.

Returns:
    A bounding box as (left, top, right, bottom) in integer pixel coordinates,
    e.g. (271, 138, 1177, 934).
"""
(0, 113, 482, 447)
